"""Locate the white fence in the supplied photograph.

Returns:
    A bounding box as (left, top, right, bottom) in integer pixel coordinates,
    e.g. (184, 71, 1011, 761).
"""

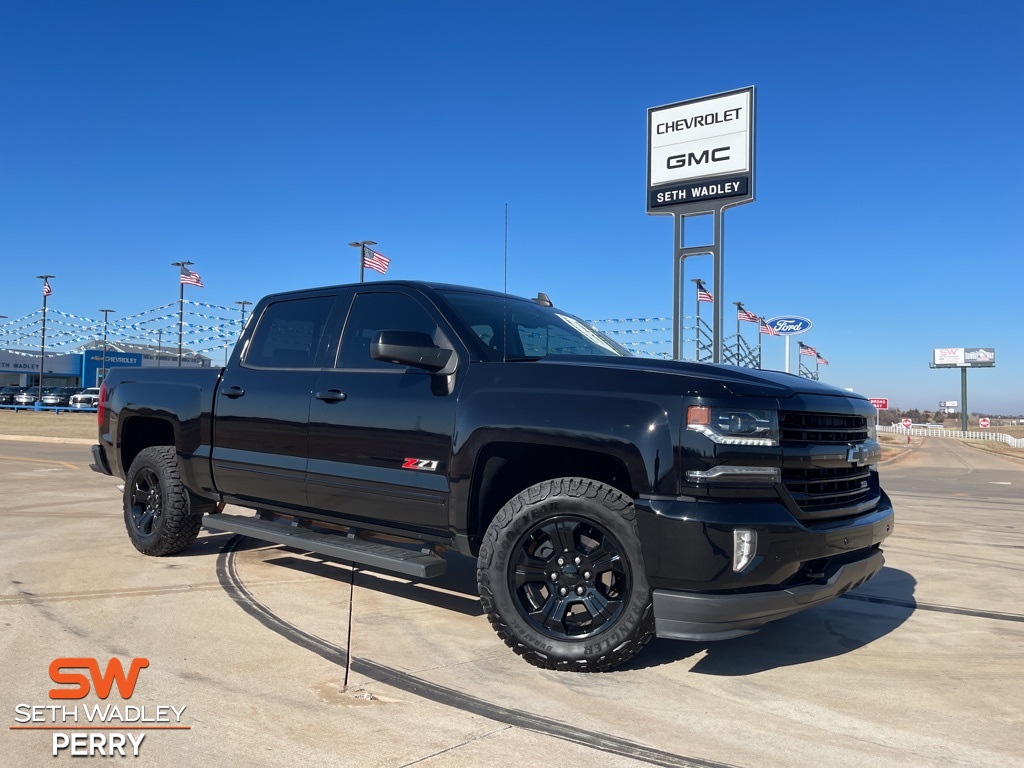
(878, 424, 1024, 449)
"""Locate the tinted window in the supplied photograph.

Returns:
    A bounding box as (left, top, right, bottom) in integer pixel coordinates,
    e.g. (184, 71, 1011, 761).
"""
(337, 292, 442, 370)
(441, 290, 629, 359)
(244, 296, 334, 368)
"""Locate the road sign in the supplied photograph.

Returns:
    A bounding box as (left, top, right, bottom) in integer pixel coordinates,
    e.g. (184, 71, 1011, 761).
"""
(901, 418, 913, 429)
(979, 418, 990, 428)
(869, 398, 889, 410)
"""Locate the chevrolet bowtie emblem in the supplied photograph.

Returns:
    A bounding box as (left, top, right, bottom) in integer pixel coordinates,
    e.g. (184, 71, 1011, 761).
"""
(847, 442, 879, 465)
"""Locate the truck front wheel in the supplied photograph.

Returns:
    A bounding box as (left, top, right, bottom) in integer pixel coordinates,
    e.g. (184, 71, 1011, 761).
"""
(123, 446, 214, 556)
(477, 477, 654, 671)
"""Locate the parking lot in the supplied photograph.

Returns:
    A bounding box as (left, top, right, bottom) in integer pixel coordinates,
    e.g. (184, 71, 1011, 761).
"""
(1, 435, 1022, 766)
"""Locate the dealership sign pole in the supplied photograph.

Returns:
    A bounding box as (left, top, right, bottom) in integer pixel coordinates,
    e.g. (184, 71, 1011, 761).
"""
(647, 87, 755, 362)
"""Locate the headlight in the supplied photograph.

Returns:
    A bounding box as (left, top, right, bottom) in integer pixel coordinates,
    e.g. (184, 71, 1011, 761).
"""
(687, 406, 779, 446)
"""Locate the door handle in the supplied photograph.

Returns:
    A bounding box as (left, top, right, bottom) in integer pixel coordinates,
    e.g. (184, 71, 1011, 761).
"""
(315, 389, 347, 402)
(221, 385, 246, 399)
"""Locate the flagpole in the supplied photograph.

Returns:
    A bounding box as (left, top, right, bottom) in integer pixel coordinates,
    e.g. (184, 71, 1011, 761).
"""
(349, 240, 377, 283)
(733, 302, 742, 365)
(691, 280, 700, 361)
(36, 275, 54, 403)
(757, 317, 764, 370)
(171, 261, 194, 368)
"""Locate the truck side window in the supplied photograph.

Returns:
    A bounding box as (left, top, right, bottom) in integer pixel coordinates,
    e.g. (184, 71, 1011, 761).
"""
(337, 293, 442, 370)
(244, 296, 334, 368)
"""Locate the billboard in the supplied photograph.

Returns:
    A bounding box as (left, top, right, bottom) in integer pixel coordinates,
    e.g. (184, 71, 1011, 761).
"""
(647, 87, 754, 212)
(932, 348, 996, 368)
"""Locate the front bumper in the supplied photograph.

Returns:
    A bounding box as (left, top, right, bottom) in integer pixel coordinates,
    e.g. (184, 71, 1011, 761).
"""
(634, 490, 894, 640)
(652, 548, 884, 640)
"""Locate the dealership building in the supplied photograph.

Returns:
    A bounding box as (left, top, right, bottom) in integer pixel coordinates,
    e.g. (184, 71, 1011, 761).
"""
(0, 342, 212, 389)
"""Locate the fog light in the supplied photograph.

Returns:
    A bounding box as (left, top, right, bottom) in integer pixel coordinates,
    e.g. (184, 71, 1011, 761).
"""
(733, 529, 757, 572)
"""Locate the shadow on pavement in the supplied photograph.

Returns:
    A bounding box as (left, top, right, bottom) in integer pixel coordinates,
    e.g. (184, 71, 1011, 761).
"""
(626, 566, 916, 674)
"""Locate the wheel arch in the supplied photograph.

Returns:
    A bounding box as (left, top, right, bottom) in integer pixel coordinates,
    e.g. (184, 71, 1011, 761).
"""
(465, 441, 637, 555)
(119, 415, 177, 477)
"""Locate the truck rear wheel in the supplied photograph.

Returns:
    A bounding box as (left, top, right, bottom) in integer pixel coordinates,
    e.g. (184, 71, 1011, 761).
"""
(477, 477, 654, 671)
(123, 446, 215, 556)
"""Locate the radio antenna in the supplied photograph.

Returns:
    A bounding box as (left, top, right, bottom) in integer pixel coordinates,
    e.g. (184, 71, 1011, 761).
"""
(503, 203, 508, 362)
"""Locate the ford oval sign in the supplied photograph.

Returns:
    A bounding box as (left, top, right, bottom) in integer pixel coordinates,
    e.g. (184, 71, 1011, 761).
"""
(766, 316, 812, 335)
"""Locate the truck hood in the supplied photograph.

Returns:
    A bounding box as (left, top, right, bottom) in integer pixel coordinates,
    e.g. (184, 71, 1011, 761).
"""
(537, 356, 865, 401)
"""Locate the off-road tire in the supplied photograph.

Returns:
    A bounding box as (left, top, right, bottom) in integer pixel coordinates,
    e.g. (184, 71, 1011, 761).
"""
(123, 446, 216, 556)
(477, 477, 655, 672)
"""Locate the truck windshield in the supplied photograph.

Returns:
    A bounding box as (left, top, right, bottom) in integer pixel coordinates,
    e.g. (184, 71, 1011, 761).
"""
(440, 290, 631, 360)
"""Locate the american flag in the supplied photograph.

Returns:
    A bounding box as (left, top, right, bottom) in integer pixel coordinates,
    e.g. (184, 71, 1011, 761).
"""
(363, 249, 391, 275)
(759, 318, 778, 336)
(737, 307, 759, 323)
(180, 266, 204, 288)
(817, 355, 830, 366)
(799, 343, 817, 357)
(43, 280, 52, 297)
(695, 281, 713, 303)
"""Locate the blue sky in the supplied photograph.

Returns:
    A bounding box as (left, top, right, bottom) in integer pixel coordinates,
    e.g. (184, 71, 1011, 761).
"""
(1, 1, 1021, 413)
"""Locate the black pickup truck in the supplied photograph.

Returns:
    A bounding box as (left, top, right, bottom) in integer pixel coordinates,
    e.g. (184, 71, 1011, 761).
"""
(92, 281, 893, 671)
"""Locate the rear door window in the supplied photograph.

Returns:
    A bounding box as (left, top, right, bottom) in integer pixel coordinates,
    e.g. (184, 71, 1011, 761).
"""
(243, 296, 334, 369)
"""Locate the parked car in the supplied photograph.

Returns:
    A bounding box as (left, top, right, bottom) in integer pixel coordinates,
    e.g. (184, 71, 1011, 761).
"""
(0, 386, 30, 406)
(13, 388, 40, 406)
(42, 387, 82, 407)
(69, 387, 101, 409)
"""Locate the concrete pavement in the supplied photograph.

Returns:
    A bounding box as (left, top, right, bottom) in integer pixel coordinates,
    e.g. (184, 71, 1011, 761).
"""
(1, 438, 1021, 766)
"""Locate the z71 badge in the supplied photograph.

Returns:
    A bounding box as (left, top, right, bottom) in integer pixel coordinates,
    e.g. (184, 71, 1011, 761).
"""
(402, 458, 439, 472)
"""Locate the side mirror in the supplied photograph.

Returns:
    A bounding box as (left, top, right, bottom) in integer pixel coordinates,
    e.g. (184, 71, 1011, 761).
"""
(371, 330, 454, 373)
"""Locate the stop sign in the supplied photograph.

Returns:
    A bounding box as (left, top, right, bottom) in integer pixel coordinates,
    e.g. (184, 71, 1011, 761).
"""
(980, 418, 990, 428)
(901, 418, 912, 429)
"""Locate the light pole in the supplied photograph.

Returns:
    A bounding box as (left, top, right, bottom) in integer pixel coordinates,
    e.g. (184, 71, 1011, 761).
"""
(235, 300, 251, 328)
(36, 275, 54, 402)
(348, 240, 377, 283)
(99, 309, 115, 385)
(233, 300, 251, 365)
(171, 261, 194, 367)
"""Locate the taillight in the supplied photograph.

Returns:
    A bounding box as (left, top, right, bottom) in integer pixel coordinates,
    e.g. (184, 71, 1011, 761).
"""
(97, 382, 106, 426)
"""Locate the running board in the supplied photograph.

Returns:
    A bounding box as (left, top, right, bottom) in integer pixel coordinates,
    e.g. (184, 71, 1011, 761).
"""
(202, 513, 447, 578)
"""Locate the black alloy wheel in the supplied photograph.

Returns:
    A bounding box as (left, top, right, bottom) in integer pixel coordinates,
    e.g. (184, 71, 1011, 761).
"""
(478, 477, 654, 672)
(511, 515, 631, 640)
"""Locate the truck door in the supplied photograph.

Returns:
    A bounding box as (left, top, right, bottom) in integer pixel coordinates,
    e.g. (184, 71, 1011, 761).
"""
(307, 289, 459, 532)
(212, 293, 337, 511)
